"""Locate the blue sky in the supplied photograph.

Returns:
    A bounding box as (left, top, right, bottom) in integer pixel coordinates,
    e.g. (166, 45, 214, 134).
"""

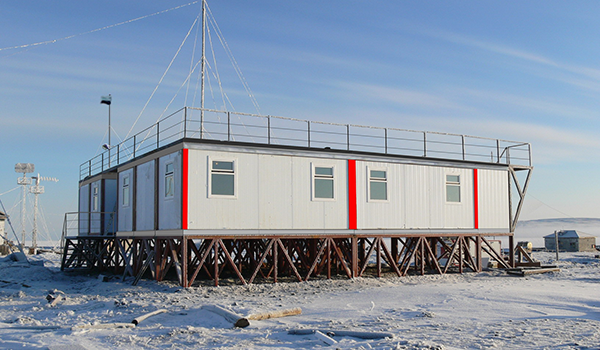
(1, 1, 599, 243)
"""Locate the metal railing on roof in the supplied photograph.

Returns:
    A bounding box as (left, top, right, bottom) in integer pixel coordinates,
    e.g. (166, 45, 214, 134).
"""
(80, 107, 532, 180)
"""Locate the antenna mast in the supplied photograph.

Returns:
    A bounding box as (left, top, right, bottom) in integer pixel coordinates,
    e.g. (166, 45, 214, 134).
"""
(200, 0, 206, 132)
(29, 174, 58, 249)
(15, 163, 34, 248)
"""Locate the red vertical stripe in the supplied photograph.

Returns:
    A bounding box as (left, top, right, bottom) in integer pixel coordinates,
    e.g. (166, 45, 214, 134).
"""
(473, 168, 479, 229)
(348, 159, 357, 230)
(182, 149, 189, 230)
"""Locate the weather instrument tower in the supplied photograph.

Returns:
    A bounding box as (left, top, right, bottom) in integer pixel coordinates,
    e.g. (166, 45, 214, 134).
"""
(30, 174, 59, 249)
(15, 163, 34, 247)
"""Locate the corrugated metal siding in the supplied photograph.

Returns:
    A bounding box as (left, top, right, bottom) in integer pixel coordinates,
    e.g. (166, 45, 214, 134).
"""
(258, 155, 293, 228)
(136, 160, 155, 231)
(442, 167, 474, 229)
(404, 165, 430, 229)
(137, 146, 513, 232)
(477, 169, 509, 230)
(358, 164, 476, 230)
(187, 150, 348, 230)
(356, 161, 404, 229)
(187, 150, 258, 229)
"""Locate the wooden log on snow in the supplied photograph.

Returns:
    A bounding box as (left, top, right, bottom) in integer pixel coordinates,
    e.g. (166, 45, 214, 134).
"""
(315, 330, 337, 345)
(72, 323, 136, 330)
(131, 309, 168, 325)
(507, 267, 560, 276)
(48, 294, 63, 307)
(5, 325, 62, 331)
(288, 329, 394, 339)
(201, 305, 249, 328)
(247, 307, 302, 321)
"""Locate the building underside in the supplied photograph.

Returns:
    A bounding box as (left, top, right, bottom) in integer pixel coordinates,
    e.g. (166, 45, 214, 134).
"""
(61, 232, 518, 287)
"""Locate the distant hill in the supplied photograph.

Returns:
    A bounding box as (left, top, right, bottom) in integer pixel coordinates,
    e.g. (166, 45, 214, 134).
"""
(515, 218, 600, 246)
(517, 218, 600, 227)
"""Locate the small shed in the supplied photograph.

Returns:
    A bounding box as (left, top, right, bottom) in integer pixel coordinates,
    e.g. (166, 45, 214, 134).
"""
(544, 230, 597, 252)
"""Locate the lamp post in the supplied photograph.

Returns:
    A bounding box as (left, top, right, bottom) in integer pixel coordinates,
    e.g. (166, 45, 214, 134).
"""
(101, 95, 112, 166)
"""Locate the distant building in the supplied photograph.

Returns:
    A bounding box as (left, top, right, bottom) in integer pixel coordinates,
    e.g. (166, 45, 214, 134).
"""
(544, 230, 597, 252)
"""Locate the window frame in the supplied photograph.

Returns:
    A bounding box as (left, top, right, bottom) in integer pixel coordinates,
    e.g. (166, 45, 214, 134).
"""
(367, 167, 389, 202)
(92, 185, 99, 212)
(164, 161, 175, 199)
(208, 157, 237, 199)
(445, 174, 461, 203)
(312, 164, 336, 201)
(122, 174, 131, 207)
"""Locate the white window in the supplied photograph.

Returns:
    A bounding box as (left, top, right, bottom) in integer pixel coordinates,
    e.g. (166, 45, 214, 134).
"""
(446, 174, 461, 203)
(313, 166, 335, 200)
(210, 160, 235, 196)
(369, 169, 387, 201)
(92, 186, 99, 211)
(165, 162, 174, 198)
(122, 175, 130, 207)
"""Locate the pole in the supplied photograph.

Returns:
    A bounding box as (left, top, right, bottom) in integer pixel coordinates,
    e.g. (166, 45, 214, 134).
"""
(32, 176, 39, 250)
(20, 178, 26, 247)
(200, 0, 206, 126)
(108, 95, 111, 167)
(554, 230, 559, 261)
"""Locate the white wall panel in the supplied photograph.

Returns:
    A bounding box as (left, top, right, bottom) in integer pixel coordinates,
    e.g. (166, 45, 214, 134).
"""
(181, 146, 509, 232)
(118, 169, 134, 232)
(158, 152, 181, 230)
(136, 160, 155, 231)
(442, 167, 474, 229)
(258, 155, 293, 228)
(356, 161, 404, 229)
(187, 150, 347, 230)
(89, 180, 101, 234)
(291, 158, 347, 229)
(78, 184, 89, 235)
(478, 169, 509, 230)
(404, 165, 431, 228)
(187, 150, 259, 229)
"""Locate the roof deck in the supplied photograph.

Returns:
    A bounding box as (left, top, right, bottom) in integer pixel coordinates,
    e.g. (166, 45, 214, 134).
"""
(80, 107, 532, 180)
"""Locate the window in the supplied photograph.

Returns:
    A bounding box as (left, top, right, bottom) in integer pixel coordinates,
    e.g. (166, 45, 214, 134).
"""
(446, 174, 461, 202)
(165, 162, 174, 198)
(369, 169, 387, 200)
(122, 175, 130, 207)
(314, 166, 334, 199)
(92, 186, 99, 211)
(210, 160, 235, 196)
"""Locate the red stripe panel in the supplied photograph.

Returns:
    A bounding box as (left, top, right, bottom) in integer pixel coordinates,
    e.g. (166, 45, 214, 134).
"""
(473, 168, 479, 229)
(348, 159, 357, 230)
(182, 148, 189, 230)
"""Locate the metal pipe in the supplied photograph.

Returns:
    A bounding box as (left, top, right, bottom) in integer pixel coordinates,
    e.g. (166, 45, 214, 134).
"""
(307, 121, 311, 147)
(156, 122, 160, 149)
(496, 139, 500, 163)
(384, 128, 388, 154)
(183, 107, 187, 138)
(267, 116, 271, 144)
(228, 112, 231, 141)
(347, 125, 350, 150)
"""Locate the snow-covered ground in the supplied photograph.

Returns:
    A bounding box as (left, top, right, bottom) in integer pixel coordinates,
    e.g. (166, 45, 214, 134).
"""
(0, 251, 599, 349)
